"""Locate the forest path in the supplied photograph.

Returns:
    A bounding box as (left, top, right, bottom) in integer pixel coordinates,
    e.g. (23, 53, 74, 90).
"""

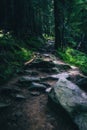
(0, 40, 85, 130)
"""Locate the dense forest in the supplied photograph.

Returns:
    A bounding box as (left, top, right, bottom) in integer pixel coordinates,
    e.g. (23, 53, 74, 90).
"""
(0, 0, 87, 83)
(0, 0, 87, 81)
(0, 0, 54, 38)
(0, 0, 87, 48)
(0, 1, 87, 130)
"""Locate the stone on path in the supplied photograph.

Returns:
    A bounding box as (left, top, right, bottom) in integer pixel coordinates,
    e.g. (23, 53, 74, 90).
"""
(43, 54, 51, 57)
(51, 72, 69, 79)
(49, 78, 87, 130)
(51, 67, 60, 73)
(30, 91, 40, 96)
(39, 67, 59, 73)
(15, 94, 26, 100)
(28, 60, 55, 69)
(18, 76, 40, 87)
(41, 72, 69, 81)
(28, 82, 47, 92)
(60, 64, 71, 70)
(24, 70, 39, 76)
(54, 62, 71, 71)
(40, 82, 51, 88)
(46, 87, 52, 93)
(0, 102, 10, 109)
(41, 76, 58, 81)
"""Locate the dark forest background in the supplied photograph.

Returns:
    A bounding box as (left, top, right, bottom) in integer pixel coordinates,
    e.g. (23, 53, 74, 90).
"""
(0, 0, 87, 83)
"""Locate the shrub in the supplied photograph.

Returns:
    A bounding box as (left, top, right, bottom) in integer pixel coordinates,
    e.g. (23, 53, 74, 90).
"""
(0, 34, 33, 84)
(57, 47, 87, 75)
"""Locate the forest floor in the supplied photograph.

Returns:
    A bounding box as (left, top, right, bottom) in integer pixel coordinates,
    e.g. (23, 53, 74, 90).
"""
(0, 40, 86, 130)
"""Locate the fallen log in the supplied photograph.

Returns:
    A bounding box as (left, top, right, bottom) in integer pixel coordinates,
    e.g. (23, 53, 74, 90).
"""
(24, 55, 36, 66)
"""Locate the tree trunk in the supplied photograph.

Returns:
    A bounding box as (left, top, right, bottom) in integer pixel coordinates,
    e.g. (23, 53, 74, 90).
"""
(54, 0, 61, 49)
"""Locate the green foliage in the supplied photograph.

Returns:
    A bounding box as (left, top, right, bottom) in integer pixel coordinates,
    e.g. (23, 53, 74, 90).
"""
(54, 0, 87, 49)
(43, 34, 54, 40)
(67, 0, 87, 48)
(26, 37, 45, 50)
(0, 34, 33, 84)
(57, 48, 87, 75)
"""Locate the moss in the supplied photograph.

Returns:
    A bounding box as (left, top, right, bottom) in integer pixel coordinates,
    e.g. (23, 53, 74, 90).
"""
(57, 47, 87, 75)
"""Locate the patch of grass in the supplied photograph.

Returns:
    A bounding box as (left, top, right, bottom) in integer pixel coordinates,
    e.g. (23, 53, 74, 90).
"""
(0, 33, 33, 84)
(57, 47, 87, 75)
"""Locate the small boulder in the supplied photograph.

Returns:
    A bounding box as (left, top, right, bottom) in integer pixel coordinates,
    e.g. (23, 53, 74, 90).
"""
(46, 87, 52, 93)
(30, 91, 40, 96)
(15, 94, 26, 100)
(51, 72, 69, 79)
(55, 64, 71, 71)
(18, 76, 40, 87)
(28, 82, 46, 92)
(29, 60, 55, 68)
(41, 76, 58, 81)
(0, 102, 10, 109)
(40, 82, 51, 88)
(24, 70, 33, 75)
(51, 67, 60, 73)
(24, 70, 39, 76)
(49, 78, 87, 130)
(43, 54, 50, 57)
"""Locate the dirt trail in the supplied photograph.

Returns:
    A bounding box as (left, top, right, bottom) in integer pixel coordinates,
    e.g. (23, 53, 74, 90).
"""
(0, 41, 81, 130)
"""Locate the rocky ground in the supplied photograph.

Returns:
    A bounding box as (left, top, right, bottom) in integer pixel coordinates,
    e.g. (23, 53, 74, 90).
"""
(0, 41, 87, 130)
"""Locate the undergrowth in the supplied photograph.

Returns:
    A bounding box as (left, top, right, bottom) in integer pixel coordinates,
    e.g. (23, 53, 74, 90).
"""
(57, 47, 87, 75)
(26, 37, 45, 51)
(0, 34, 33, 84)
(43, 34, 54, 40)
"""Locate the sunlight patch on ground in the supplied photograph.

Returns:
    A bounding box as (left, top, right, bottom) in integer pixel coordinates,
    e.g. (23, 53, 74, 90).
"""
(70, 66, 78, 70)
(0, 34, 3, 37)
(53, 60, 65, 65)
(0, 30, 3, 37)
